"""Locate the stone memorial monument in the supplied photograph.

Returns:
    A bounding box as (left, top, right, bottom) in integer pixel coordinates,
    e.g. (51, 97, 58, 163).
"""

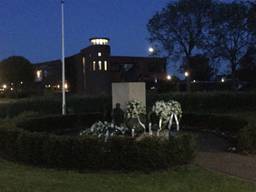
(112, 82, 146, 110)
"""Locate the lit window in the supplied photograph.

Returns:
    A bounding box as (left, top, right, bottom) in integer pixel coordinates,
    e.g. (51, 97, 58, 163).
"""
(98, 52, 102, 57)
(36, 70, 43, 81)
(104, 61, 108, 71)
(90, 38, 109, 45)
(98, 61, 102, 70)
(82, 57, 86, 64)
(93, 61, 96, 71)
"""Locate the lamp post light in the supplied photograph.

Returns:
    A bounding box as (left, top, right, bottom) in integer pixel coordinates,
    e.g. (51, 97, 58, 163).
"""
(167, 75, 172, 81)
(148, 47, 154, 55)
(184, 71, 191, 92)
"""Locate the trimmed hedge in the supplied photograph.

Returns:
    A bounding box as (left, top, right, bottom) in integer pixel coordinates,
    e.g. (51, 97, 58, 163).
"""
(0, 92, 256, 118)
(238, 123, 256, 153)
(17, 113, 104, 135)
(147, 92, 256, 113)
(182, 113, 248, 136)
(0, 126, 195, 171)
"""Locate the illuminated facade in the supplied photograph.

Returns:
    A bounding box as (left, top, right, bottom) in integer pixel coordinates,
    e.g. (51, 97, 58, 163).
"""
(34, 37, 167, 95)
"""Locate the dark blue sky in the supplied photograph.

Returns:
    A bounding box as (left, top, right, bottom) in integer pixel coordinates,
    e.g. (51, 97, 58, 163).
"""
(0, 0, 170, 64)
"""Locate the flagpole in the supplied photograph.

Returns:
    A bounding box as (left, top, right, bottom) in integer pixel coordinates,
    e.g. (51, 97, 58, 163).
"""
(61, 0, 66, 115)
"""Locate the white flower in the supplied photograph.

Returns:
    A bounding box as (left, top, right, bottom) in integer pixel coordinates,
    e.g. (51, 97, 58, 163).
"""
(126, 100, 146, 119)
(152, 100, 182, 122)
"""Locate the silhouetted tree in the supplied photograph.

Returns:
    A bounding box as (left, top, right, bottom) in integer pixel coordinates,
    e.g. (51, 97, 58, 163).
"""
(183, 55, 216, 81)
(0, 56, 34, 85)
(147, 0, 213, 67)
(206, 1, 255, 88)
(237, 46, 256, 82)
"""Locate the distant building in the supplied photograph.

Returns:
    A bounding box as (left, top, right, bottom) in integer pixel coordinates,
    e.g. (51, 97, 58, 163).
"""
(34, 37, 167, 95)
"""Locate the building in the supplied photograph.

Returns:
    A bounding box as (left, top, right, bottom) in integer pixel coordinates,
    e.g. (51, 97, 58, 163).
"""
(35, 37, 167, 95)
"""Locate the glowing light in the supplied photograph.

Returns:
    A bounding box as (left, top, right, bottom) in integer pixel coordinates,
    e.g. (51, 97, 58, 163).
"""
(167, 75, 172, 80)
(193, 80, 196, 83)
(104, 61, 108, 71)
(148, 47, 154, 53)
(98, 52, 102, 57)
(93, 61, 96, 71)
(64, 83, 68, 89)
(184, 71, 189, 77)
(90, 38, 109, 45)
(221, 78, 225, 83)
(57, 84, 60, 89)
(20, 81, 23, 85)
(2, 84, 7, 89)
(36, 70, 43, 81)
(10, 88, 14, 91)
(98, 61, 102, 70)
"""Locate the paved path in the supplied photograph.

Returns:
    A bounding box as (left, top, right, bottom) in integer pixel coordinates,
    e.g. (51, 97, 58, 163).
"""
(192, 132, 256, 182)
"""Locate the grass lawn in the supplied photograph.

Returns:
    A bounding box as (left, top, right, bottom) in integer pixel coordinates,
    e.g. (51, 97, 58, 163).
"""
(0, 159, 254, 192)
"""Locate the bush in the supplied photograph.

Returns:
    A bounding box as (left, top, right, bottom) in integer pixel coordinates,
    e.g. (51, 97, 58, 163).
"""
(182, 113, 248, 135)
(0, 119, 195, 171)
(147, 92, 256, 113)
(0, 92, 255, 118)
(238, 123, 256, 153)
(17, 113, 104, 135)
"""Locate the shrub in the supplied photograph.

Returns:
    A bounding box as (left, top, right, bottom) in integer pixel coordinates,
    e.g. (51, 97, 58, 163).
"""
(0, 92, 255, 118)
(182, 113, 248, 136)
(17, 113, 103, 134)
(0, 122, 195, 171)
(147, 92, 256, 113)
(238, 123, 256, 153)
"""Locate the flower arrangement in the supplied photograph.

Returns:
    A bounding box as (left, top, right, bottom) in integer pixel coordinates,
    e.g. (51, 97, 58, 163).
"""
(152, 100, 182, 122)
(126, 100, 146, 131)
(126, 100, 146, 119)
(80, 121, 128, 139)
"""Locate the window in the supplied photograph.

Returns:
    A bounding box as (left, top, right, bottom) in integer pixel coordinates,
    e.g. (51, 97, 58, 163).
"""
(98, 52, 102, 57)
(98, 61, 102, 70)
(35, 70, 43, 82)
(104, 61, 108, 71)
(82, 57, 85, 64)
(93, 61, 96, 71)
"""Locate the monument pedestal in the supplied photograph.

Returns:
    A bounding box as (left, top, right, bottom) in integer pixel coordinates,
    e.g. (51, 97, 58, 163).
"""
(112, 82, 146, 110)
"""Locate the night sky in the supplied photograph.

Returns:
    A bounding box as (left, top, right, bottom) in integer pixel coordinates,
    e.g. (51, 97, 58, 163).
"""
(0, 0, 170, 63)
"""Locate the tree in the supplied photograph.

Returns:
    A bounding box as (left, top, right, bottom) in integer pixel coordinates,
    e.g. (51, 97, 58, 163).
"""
(206, 1, 255, 88)
(147, 0, 213, 67)
(0, 56, 34, 85)
(237, 46, 256, 82)
(184, 55, 216, 81)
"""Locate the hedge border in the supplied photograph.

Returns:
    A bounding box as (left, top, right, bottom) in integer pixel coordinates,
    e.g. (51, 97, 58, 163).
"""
(0, 113, 195, 171)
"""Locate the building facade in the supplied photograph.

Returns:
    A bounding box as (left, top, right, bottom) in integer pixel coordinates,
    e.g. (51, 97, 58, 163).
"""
(35, 38, 167, 95)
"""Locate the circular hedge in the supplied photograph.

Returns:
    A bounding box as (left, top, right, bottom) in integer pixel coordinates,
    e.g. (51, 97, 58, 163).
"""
(0, 112, 250, 171)
(0, 113, 195, 171)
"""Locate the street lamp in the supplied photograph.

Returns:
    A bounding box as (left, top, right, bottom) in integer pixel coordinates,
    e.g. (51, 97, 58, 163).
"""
(167, 75, 172, 81)
(148, 47, 154, 54)
(184, 71, 191, 92)
(221, 77, 225, 83)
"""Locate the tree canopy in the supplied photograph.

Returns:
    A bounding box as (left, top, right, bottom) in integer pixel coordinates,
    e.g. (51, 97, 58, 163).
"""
(148, 0, 256, 86)
(0, 56, 34, 85)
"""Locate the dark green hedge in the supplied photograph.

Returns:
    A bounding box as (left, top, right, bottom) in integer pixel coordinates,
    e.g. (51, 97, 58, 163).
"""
(238, 123, 256, 153)
(17, 113, 104, 135)
(0, 92, 255, 118)
(0, 96, 111, 118)
(0, 125, 195, 171)
(182, 113, 248, 136)
(147, 92, 256, 113)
